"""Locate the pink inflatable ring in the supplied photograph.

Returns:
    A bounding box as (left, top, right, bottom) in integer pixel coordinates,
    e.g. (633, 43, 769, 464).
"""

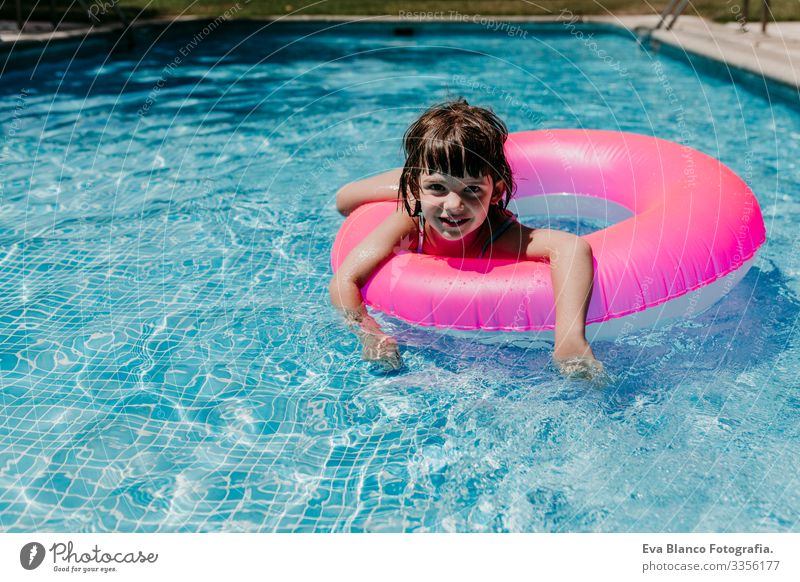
(331, 130, 766, 339)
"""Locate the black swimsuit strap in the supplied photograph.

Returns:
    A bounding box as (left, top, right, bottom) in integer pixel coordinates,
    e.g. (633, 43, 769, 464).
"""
(477, 217, 516, 258)
(416, 213, 425, 253)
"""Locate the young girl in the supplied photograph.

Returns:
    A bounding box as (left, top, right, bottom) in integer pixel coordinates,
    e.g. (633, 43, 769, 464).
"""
(329, 98, 604, 379)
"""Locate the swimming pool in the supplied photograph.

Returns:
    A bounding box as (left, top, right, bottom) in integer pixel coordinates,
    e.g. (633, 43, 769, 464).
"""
(1, 19, 798, 532)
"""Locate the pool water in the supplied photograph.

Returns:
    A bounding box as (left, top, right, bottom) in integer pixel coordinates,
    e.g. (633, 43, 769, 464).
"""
(1, 20, 798, 532)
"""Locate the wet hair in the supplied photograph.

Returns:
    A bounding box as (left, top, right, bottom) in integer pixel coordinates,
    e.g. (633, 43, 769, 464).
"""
(398, 98, 516, 217)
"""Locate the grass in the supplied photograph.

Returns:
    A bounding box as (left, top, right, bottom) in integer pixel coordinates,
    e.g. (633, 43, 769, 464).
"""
(2, 0, 799, 24)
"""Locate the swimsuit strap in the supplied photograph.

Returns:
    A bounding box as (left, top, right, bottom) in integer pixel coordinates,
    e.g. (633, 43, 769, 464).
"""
(416, 213, 425, 254)
(478, 216, 516, 259)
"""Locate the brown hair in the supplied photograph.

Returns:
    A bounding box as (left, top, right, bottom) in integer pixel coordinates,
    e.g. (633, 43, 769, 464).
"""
(398, 98, 516, 217)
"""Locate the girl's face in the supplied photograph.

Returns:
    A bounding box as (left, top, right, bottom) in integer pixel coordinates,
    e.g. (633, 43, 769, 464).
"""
(418, 171, 503, 241)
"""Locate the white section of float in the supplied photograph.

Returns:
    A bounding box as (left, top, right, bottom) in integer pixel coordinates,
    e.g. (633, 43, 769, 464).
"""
(373, 193, 758, 346)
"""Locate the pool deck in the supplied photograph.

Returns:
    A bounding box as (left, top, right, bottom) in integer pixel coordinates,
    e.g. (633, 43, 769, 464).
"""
(601, 14, 800, 90)
(1, 14, 798, 91)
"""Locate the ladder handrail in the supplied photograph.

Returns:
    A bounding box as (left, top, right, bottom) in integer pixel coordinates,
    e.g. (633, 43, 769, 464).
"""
(654, 0, 678, 31)
(739, 0, 772, 33)
(655, 0, 772, 34)
(666, 0, 692, 31)
(761, 0, 771, 34)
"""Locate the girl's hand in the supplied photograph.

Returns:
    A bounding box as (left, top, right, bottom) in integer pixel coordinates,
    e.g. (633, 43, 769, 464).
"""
(553, 337, 607, 382)
(361, 332, 403, 372)
(554, 355, 607, 381)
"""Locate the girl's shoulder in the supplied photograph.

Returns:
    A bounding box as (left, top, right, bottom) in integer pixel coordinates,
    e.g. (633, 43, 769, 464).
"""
(376, 207, 418, 249)
(489, 208, 535, 260)
(489, 206, 530, 237)
(394, 211, 420, 252)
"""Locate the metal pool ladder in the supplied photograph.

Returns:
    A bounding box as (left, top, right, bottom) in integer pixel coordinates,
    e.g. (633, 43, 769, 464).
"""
(652, 0, 772, 33)
(654, 0, 691, 32)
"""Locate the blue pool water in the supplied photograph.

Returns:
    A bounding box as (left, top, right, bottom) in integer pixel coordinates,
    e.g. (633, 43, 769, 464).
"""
(1, 20, 798, 532)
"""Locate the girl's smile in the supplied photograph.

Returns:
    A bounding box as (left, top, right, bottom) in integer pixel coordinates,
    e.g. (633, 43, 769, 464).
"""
(440, 216, 470, 228)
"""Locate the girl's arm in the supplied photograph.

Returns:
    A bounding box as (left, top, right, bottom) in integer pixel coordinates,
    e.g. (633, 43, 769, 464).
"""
(329, 208, 416, 369)
(498, 226, 598, 368)
(336, 168, 403, 216)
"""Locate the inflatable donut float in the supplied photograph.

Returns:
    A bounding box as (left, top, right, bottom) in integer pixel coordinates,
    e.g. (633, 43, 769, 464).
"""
(331, 130, 766, 339)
